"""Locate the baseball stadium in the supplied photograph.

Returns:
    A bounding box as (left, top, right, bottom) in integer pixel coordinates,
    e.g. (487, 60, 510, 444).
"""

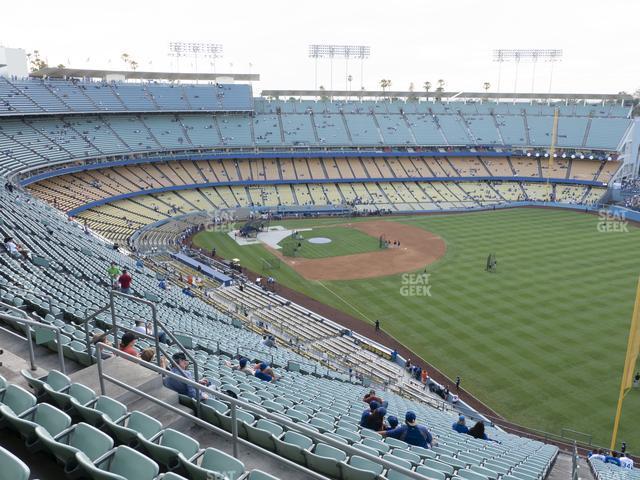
(0, 3, 639, 480)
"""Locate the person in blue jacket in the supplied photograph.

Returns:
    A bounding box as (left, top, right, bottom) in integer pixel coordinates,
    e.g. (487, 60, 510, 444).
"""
(452, 415, 469, 434)
(378, 411, 436, 449)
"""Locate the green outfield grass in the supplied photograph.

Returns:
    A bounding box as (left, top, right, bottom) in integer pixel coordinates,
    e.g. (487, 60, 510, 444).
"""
(278, 226, 381, 258)
(193, 208, 640, 448)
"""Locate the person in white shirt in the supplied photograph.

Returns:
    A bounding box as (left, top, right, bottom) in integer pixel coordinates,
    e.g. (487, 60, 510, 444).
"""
(133, 320, 147, 335)
(3, 236, 31, 260)
(620, 455, 634, 469)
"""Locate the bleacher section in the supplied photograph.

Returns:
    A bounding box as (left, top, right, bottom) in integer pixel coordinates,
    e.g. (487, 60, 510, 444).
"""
(0, 172, 565, 480)
(0, 77, 253, 114)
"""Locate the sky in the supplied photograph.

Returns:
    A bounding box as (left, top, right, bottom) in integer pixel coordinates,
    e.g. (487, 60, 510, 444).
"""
(1, 0, 639, 96)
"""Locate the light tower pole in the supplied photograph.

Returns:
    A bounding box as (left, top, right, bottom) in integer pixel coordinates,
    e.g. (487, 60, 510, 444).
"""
(169, 42, 224, 75)
(493, 49, 563, 96)
(308, 44, 371, 92)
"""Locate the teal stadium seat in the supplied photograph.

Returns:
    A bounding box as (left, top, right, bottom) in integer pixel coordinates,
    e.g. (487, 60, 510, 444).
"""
(0, 446, 30, 480)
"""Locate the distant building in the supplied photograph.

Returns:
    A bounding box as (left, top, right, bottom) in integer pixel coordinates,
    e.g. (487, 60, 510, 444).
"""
(0, 47, 28, 78)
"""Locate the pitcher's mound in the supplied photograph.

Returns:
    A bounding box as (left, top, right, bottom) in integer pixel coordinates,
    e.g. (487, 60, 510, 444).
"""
(308, 237, 332, 244)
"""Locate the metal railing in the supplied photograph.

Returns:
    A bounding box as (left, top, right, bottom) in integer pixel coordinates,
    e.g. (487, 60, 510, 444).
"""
(0, 304, 66, 374)
(572, 441, 579, 480)
(96, 344, 434, 480)
(108, 289, 202, 415)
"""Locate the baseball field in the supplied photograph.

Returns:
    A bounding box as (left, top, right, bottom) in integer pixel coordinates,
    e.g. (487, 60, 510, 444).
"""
(193, 207, 640, 448)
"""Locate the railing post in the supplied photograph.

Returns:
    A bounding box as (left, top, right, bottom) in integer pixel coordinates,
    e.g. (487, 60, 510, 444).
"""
(26, 324, 36, 371)
(151, 304, 161, 370)
(97, 344, 106, 395)
(109, 290, 119, 348)
(84, 309, 93, 365)
(55, 329, 66, 375)
(231, 401, 239, 458)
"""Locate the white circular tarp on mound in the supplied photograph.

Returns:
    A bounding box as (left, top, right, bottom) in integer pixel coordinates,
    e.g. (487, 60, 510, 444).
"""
(308, 237, 332, 244)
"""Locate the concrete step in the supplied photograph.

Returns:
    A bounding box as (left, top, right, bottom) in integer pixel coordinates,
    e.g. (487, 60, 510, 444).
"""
(547, 452, 595, 480)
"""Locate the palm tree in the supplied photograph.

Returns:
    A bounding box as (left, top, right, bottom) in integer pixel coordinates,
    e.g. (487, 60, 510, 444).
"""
(424, 81, 431, 92)
(483, 82, 491, 92)
(436, 79, 445, 92)
(27, 50, 48, 72)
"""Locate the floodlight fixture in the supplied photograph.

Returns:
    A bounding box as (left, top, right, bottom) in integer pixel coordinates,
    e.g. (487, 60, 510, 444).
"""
(492, 49, 563, 95)
(168, 42, 224, 73)
(308, 44, 371, 90)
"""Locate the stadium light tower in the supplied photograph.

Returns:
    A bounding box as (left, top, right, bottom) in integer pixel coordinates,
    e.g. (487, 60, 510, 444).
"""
(493, 49, 563, 96)
(308, 44, 370, 91)
(168, 42, 224, 74)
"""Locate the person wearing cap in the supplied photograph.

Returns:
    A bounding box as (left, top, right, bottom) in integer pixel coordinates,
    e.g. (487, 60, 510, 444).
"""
(378, 411, 436, 449)
(385, 416, 399, 431)
(360, 406, 387, 431)
(452, 415, 469, 434)
(165, 352, 210, 400)
(226, 357, 254, 375)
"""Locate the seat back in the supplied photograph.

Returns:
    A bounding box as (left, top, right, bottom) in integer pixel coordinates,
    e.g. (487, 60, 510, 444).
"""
(126, 411, 163, 440)
(70, 422, 114, 461)
(161, 428, 200, 459)
(416, 465, 446, 480)
(315, 443, 346, 461)
(46, 370, 71, 391)
(107, 445, 159, 480)
(33, 403, 72, 436)
(96, 396, 127, 422)
(255, 419, 283, 436)
(0, 446, 30, 480)
(1, 385, 37, 415)
(200, 447, 245, 480)
(69, 383, 96, 405)
(349, 455, 384, 474)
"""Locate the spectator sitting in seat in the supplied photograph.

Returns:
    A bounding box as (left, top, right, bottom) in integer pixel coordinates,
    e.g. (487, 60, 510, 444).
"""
(254, 362, 276, 382)
(3, 236, 31, 260)
(165, 352, 210, 400)
(91, 332, 113, 359)
(262, 335, 277, 349)
(605, 451, 622, 467)
(363, 389, 383, 405)
(589, 450, 607, 462)
(226, 357, 254, 375)
(378, 411, 437, 449)
(452, 415, 469, 434)
(119, 332, 139, 358)
(385, 415, 399, 431)
(133, 320, 146, 335)
(182, 286, 195, 297)
(619, 453, 634, 469)
(140, 347, 168, 369)
(467, 421, 494, 441)
(360, 406, 387, 431)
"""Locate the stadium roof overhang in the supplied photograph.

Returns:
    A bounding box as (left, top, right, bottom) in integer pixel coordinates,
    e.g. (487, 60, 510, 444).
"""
(30, 67, 259, 82)
(261, 89, 632, 103)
